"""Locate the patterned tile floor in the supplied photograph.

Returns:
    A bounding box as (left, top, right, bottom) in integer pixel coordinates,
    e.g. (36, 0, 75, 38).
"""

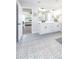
(16, 32, 62, 59)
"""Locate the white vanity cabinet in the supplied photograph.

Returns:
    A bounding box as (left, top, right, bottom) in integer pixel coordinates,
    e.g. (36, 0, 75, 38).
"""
(38, 23, 48, 34)
(38, 22, 61, 34)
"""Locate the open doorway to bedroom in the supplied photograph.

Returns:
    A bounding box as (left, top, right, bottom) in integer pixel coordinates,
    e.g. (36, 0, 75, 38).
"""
(22, 8, 32, 34)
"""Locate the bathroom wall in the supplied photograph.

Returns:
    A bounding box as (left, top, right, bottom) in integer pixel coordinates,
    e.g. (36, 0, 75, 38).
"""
(32, 8, 39, 33)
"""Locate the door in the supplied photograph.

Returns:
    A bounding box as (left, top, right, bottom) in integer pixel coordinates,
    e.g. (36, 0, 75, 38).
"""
(16, 3, 23, 42)
(18, 19, 22, 42)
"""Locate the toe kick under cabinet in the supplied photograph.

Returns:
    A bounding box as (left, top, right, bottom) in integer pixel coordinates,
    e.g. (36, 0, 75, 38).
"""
(38, 23, 61, 34)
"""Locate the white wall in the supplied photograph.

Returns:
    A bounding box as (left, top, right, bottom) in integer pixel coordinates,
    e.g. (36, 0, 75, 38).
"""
(32, 8, 38, 33)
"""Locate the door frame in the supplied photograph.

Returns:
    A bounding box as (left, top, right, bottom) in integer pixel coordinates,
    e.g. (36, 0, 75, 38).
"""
(16, 3, 18, 42)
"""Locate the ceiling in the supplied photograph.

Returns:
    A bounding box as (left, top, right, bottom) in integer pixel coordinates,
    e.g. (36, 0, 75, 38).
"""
(18, 0, 62, 9)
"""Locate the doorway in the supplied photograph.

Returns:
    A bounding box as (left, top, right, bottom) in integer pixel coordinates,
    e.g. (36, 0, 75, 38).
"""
(22, 8, 32, 34)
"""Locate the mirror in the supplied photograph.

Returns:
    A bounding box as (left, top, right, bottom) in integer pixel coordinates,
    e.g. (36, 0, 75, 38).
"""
(38, 8, 47, 23)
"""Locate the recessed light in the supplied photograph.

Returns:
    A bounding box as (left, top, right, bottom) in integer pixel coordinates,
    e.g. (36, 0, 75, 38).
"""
(52, 9, 55, 11)
(42, 8, 44, 9)
(56, 0, 58, 2)
(38, 1, 41, 3)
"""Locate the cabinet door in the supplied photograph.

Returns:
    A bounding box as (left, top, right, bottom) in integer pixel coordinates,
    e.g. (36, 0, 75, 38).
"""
(40, 23, 48, 34)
